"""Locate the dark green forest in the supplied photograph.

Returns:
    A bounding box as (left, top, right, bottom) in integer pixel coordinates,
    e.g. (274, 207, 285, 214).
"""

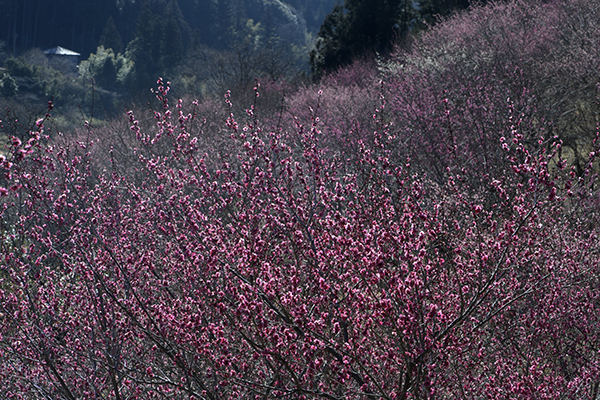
(0, 0, 335, 58)
(0, 0, 472, 123)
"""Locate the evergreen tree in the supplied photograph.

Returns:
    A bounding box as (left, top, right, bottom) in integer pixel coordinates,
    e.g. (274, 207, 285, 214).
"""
(161, 6, 184, 69)
(126, 1, 165, 88)
(187, 0, 220, 46)
(99, 16, 124, 54)
(310, 0, 414, 79)
(213, 0, 233, 48)
(309, 4, 348, 77)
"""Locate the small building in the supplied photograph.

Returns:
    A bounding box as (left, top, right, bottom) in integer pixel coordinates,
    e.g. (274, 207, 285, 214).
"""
(43, 46, 80, 70)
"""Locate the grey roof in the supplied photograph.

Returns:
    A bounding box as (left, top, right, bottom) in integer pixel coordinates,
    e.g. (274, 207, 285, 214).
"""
(43, 46, 80, 56)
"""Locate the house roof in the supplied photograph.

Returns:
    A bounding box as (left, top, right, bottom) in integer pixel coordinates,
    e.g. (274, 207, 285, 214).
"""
(43, 46, 80, 56)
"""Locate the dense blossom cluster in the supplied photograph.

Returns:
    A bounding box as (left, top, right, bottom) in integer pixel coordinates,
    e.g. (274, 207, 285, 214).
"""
(1, 0, 600, 398)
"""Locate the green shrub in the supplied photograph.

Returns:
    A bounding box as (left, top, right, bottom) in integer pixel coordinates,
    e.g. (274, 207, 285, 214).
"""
(79, 46, 133, 91)
(4, 57, 35, 78)
(0, 73, 17, 97)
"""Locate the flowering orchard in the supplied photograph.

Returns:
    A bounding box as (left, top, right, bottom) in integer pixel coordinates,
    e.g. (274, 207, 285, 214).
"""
(381, 0, 600, 179)
(1, 75, 599, 399)
(2, 0, 600, 398)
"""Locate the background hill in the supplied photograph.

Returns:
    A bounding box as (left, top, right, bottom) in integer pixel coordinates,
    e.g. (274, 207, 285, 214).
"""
(0, 0, 475, 123)
(0, 0, 336, 59)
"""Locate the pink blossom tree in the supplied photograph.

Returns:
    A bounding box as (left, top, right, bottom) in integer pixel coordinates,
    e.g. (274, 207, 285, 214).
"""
(0, 76, 599, 399)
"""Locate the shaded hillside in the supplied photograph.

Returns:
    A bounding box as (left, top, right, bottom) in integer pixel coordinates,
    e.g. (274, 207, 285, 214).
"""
(0, 0, 337, 59)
